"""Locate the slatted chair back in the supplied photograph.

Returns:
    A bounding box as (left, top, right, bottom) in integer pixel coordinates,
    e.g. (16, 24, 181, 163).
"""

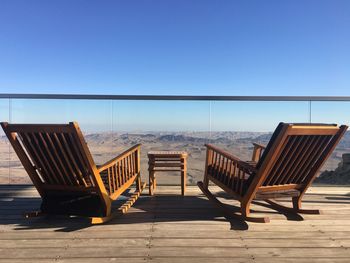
(247, 123, 348, 196)
(1, 122, 107, 199)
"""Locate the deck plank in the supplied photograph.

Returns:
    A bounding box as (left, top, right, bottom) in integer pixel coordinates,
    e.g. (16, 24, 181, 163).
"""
(0, 185, 349, 262)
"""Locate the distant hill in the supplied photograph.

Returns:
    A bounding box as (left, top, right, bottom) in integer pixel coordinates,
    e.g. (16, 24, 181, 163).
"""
(316, 150, 350, 185)
(83, 130, 350, 186)
(1, 130, 349, 185)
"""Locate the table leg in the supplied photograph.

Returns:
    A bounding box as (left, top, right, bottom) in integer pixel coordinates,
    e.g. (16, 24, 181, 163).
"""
(149, 170, 155, 196)
(181, 158, 187, 196)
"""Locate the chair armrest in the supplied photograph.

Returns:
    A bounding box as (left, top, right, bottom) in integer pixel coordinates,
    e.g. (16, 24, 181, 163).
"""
(252, 142, 266, 150)
(97, 144, 141, 173)
(251, 142, 266, 162)
(97, 144, 141, 196)
(205, 144, 256, 174)
(205, 144, 256, 197)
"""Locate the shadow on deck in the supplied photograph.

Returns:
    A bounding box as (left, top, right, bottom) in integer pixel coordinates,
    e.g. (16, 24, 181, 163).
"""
(0, 185, 350, 262)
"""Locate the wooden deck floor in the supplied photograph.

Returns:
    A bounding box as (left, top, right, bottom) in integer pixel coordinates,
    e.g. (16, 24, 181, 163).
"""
(0, 185, 350, 262)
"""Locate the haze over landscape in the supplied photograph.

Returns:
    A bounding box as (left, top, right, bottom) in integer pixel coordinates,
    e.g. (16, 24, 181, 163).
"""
(1, 129, 349, 185)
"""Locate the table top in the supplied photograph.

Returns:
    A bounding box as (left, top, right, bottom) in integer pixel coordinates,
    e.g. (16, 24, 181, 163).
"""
(148, 151, 188, 157)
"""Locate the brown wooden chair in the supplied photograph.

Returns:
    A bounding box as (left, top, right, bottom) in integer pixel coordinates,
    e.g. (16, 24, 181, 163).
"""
(1, 122, 145, 224)
(198, 123, 348, 223)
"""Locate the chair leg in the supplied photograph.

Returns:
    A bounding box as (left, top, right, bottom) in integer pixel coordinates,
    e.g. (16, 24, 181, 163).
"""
(292, 196, 321, 214)
(266, 197, 321, 215)
(203, 173, 209, 189)
(91, 181, 146, 224)
(197, 181, 270, 223)
(149, 171, 155, 196)
(90, 213, 114, 224)
(241, 201, 270, 223)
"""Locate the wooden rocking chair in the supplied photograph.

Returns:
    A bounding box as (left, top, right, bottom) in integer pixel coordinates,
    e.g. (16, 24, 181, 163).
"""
(198, 123, 348, 223)
(1, 122, 145, 224)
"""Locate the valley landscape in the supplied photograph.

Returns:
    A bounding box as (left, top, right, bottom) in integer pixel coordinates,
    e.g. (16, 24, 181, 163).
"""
(1, 130, 349, 185)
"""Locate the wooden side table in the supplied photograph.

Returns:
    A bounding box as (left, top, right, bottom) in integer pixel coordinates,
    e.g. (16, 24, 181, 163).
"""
(148, 151, 188, 196)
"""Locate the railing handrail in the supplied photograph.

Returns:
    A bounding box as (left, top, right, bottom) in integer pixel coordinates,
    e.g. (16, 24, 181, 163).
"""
(1, 93, 350, 101)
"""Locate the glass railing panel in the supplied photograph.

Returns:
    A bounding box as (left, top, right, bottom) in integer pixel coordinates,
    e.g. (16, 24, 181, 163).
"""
(0, 99, 10, 184)
(2, 97, 349, 186)
(310, 101, 350, 185)
(9, 99, 113, 184)
(210, 101, 310, 161)
(112, 100, 211, 186)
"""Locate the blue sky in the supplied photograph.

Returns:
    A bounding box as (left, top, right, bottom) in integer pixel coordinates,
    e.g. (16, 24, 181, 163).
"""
(0, 0, 349, 96)
(0, 1, 349, 133)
